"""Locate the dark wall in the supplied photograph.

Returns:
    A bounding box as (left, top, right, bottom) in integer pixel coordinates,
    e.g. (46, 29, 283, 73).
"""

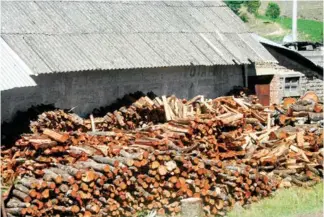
(1, 65, 245, 122)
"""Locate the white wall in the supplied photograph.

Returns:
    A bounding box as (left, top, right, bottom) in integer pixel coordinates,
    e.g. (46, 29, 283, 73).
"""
(1, 65, 245, 122)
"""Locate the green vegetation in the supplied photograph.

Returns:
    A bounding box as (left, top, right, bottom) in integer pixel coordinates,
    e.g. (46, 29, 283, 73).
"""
(245, 0, 261, 15)
(224, 0, 244, 15)
(225, 1, 261, 23)
(256, 15, 323, 42)
(225, 1, 261, 16)
(277, 17, 323, 42)
(265, 2, 281, 19)
(227, 0, 324, 42)
(239, 12, 249, 23)
(228, 183, 323, 217)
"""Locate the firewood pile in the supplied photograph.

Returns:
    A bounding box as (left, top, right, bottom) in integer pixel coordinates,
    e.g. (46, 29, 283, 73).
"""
(30, 110, 88, 134)
(29, 96, 165, 133)
(1, 94, 323, 217)
(30, 95, 267, 134)
(273, 91, 323, 126)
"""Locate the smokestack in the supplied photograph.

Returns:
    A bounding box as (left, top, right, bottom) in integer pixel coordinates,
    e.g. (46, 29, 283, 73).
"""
(292, 0, 298, 41)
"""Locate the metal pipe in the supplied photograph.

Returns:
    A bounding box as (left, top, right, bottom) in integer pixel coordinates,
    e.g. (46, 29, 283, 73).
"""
(292, 0, 298, 42)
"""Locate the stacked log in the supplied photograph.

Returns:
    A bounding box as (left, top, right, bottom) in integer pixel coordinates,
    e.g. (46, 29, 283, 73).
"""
(245, 125, 323, 187)
(2, 121, 322, 216)
(29, 110, 87, 133)
(2, 93, 322, 217)
(2, 129, 279, 217)
(29, 95, 268, 134)
(275, 91, 323, 126)
(96, 96, 165, 131)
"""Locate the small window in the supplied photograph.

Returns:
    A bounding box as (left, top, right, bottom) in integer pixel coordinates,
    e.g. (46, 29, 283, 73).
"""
(284, 77, 300, 97)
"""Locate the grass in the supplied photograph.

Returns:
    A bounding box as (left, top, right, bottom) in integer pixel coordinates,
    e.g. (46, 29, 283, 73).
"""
(228, 182, 323, 217)
(256, 15, 323, 42)
(259, 1, 323, 22)
(277, 17, 323, 42)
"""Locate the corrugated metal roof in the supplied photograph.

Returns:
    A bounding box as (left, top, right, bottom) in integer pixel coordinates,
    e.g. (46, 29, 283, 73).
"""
(254, 34, 323, 75)
(1, 1, 277, 74)
(0, 38, 37, 91)
(299, 50, 324, 68)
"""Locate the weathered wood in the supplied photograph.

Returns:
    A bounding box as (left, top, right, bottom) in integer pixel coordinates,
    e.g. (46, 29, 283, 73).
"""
(43, 129, 69, 143)
(49, 168, 75, 184)
(12, 190, 31, 203)
(54, 164, 84, 179)
(300, 91, 319, 103)
(92, 155, 127, 167)
(13, 184, 30, 195)
(308, 112, 323, 122)
(1, 192, 8, 217)
(6, 198, 30, 208)
(6, 208, 23, 216)
(90, 114, 96, 132)
(74, 160, 111, 173)
(3, 93, 323, 217)
(43, 169, 63, 184)
(291, 104, 315, 112)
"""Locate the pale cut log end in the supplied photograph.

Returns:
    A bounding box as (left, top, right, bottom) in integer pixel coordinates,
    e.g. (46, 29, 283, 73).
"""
(181, 197, 203, 217)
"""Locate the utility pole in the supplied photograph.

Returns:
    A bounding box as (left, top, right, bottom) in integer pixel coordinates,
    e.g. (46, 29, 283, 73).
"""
(292, 0, 298, 42)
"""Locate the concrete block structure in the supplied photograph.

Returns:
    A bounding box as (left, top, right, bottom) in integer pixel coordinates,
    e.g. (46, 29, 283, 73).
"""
(1, 1, 276, 122)
(251, 35, 323, 105)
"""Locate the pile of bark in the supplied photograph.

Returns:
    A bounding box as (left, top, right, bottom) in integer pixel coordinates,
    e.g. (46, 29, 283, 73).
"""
(274, 91, 323, 126)
(1, 94, 322, 217)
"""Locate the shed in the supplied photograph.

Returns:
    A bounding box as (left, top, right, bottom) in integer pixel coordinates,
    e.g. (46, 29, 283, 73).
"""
(1, 0, 276, 122)
(0, 38, 36, 91)
(250, 35, 323, 105)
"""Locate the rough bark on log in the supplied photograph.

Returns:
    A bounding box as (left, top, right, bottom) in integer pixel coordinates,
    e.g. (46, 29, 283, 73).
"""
(6, 198, 29, 208)
(291, 104, 315, 112)
(6, 208, 22, 216)
(308, 112, 323, 122)
(12, 190, 31, 203)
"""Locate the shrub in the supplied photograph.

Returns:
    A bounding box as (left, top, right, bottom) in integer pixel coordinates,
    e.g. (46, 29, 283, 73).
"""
(239, 12, 249, 23)
(224, 0, 244, 15)
(265, 2, 281, 19)
(245, 0, 261, 15)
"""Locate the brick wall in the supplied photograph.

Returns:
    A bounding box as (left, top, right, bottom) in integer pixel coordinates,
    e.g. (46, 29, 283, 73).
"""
(269, 69, 323, 102)
(300, 76, 323, 99)
(269, 74, 281, 105)
(262, 46, 323, 102)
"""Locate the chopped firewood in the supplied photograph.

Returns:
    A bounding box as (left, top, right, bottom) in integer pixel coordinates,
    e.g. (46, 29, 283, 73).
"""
(283, 98, 297, 109)
(158, 165, 168, 176)
(2, 93, 323, 217)
(300, 91, 319, 103)
(181, 198, 203, 217)
(309, 112, 324, 122)
(43, 129, 69, 143)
